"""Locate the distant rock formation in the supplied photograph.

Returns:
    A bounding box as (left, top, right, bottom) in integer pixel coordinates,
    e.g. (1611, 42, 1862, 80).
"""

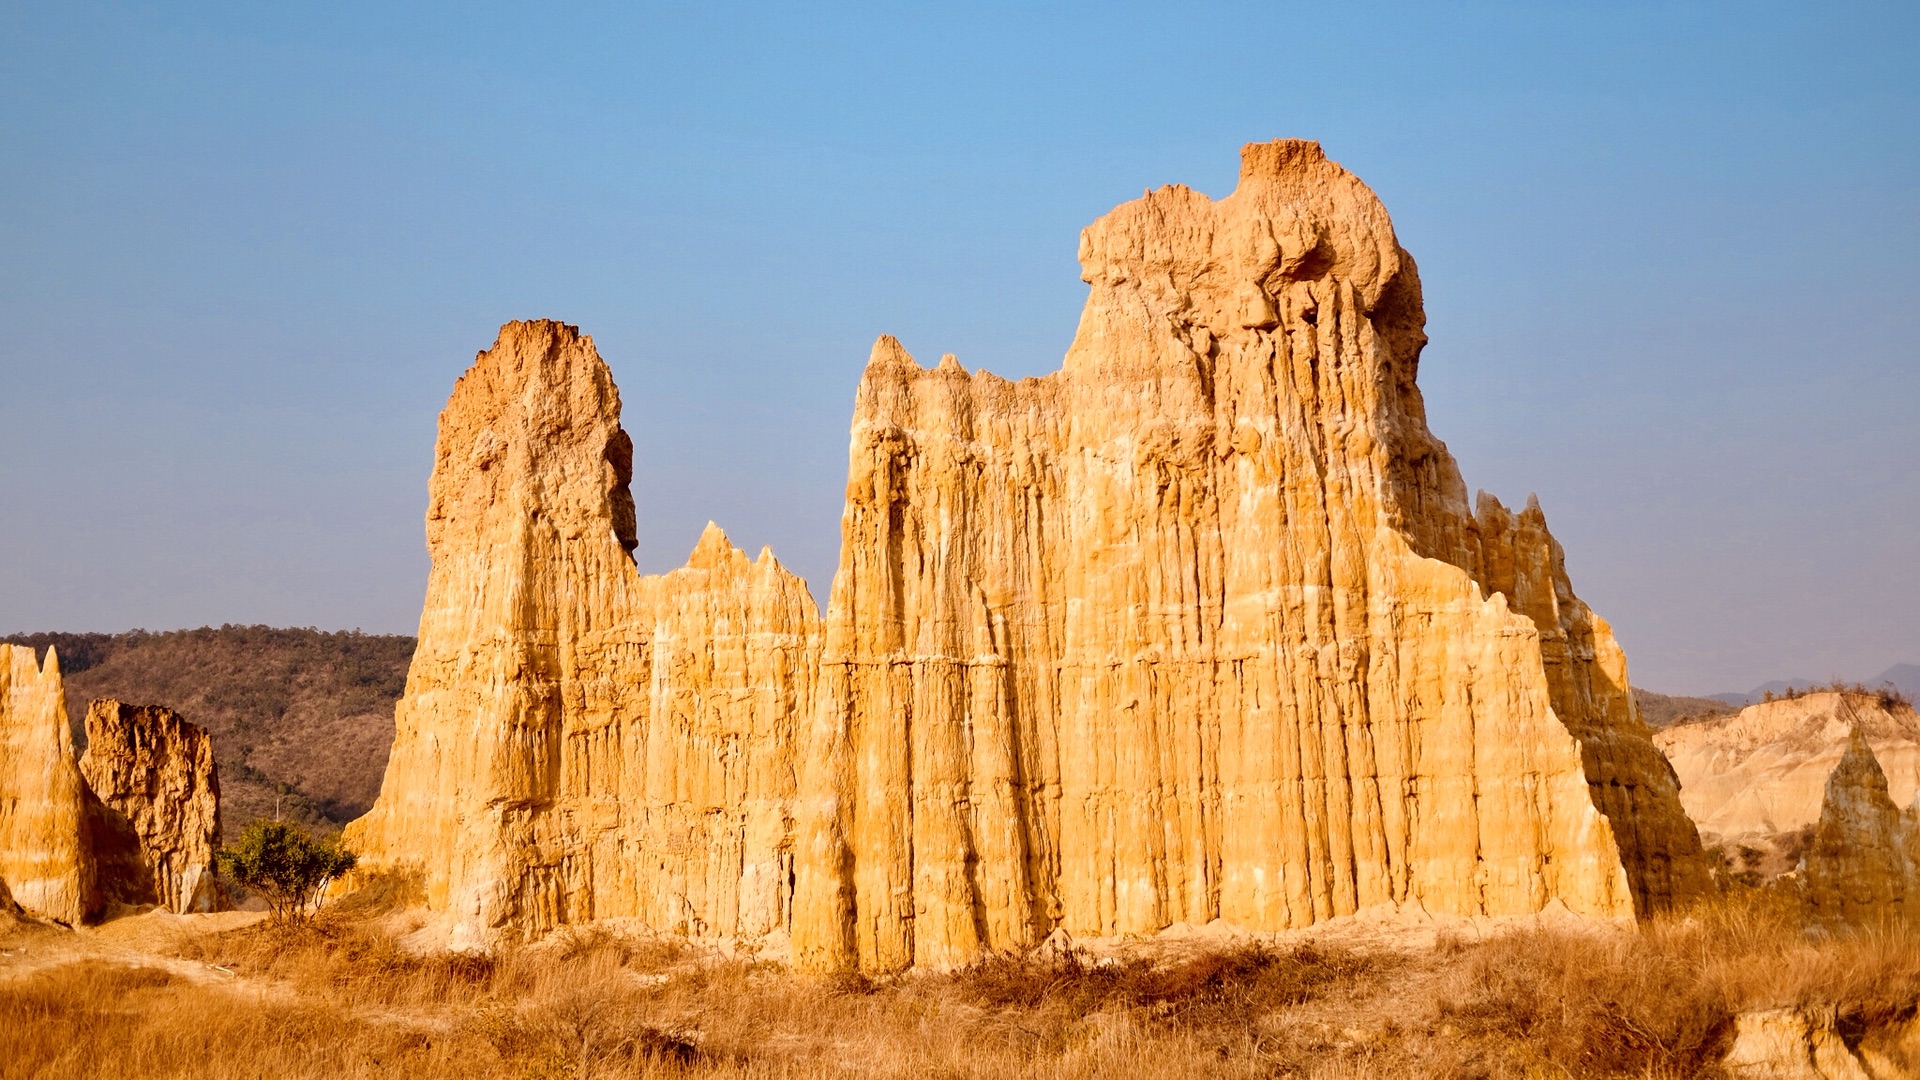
(1801, 727, 1918, 923)
(0, 644, 94, 923)
(1654, 691, 1920, 867)
(344, 321, 820, 950)
(80, 700, 221, 913)
(348, 141, 1711, 969)
(0, 645, 226, 922)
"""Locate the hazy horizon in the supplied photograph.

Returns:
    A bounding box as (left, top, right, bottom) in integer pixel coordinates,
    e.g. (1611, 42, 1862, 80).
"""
(2, 2, 1914, 696)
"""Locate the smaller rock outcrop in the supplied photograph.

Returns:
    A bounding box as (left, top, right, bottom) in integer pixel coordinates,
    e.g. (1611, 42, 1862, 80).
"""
(1655, 691, 1920, 882)
(79, 700, 221, 913)
(1801, 728, 1919, 924)
(0, 644, 94, 923)
(1723, 1006, 1879, 1080)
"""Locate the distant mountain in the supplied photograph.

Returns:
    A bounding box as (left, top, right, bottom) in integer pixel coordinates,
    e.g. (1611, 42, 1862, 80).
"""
(1872, 663, 1920, 701)
(1707, 680, 1809, 708)
(1, 626, 413, 838)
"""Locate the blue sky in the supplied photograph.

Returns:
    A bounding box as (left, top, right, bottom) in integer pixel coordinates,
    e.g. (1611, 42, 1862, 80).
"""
(0, 1, 1914, 693)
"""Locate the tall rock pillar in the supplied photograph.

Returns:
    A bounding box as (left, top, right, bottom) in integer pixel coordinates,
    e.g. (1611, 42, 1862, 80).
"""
(80, 700, 222, 913)
(0, 645, 94, 923)
(794, 140, 1701, 973)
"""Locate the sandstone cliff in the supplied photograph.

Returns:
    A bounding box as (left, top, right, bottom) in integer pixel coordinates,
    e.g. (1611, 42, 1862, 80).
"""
(0, 644, 94, 923)
(1801, 727, 1919, 924)
(346, 142, 1709, 967)
(79, 700, 221, 913)
(345, 321, 820, 950)
(1655, 692, 1920, 844)
(792, 139, 1706, 972)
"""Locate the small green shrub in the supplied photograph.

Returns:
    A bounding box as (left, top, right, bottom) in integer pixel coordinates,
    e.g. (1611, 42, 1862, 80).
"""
(216, 819, 358, 922)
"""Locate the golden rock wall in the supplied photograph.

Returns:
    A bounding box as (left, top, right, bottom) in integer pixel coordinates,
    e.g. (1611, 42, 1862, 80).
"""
(793, 141, 1703, 973)
(349, 142, 1708, 967)
(344, 321, 820, 950)
(79, 700, 221, 914)
(0, 644, 93, 923)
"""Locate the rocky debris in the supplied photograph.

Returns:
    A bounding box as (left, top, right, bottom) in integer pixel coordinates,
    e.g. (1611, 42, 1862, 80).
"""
(79, 700, 221, 913)
(0, 644, 95, 923)
(1655, 692, 1920, 850)
(347, 142, 1710, 970)
(1800, 727, 1919, 924)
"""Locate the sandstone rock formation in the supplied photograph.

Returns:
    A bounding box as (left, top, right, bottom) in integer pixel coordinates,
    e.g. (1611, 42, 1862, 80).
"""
(792, 139, 1706, 972)
(1655, 692, 1920, 844)
(1800, 727, 1918, 923)
(79, 700, 221, 913)
(0, 644, 93, 923)
(344, 321, 820, 950)
(1723, 1006, 1889, 1080)
(347, 142, 1710, 967)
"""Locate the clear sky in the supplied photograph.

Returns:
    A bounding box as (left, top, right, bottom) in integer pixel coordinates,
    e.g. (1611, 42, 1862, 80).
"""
(1, 2, 1914, 694)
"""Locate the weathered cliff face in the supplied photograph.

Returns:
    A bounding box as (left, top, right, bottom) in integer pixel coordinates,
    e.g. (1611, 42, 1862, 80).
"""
(79, 700, 221, 913)
(1801, 728, 1919, 924)
(1468, 494, 1709, 918)
(0, 644, 93, 923)
(792, 140, 1707, 973)
(345, 321, 820, 949)
(1655, 692, 1920, 843)
(347, 142, 1707, 967)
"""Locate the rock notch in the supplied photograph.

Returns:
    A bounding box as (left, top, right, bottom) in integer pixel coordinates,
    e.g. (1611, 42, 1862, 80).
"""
(80, 700, 221, 913)
(347, 142, 1711, 968)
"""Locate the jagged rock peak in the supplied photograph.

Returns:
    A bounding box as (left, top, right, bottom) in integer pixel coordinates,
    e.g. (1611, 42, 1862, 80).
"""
(429, 319, 637, 559)
(1802, 724, 1919, 923)
(347, 145, 1709, 969)
(345, 320, 822, 950)
(79, 700, 221, 914)
(0, 644, 93, 923)
(793, 140, 1706, 973)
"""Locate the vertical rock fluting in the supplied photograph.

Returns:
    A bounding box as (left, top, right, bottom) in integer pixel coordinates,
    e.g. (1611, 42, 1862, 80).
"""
(793, 140, 1705, 973)
(347, 143, 1707, 966)
(0, 644, 94, 923)
(79, 700, 221, 913)
(344, 321, 820, 949)
(1470, 494, 1712, 915)
(1802, 727, 1919, 923)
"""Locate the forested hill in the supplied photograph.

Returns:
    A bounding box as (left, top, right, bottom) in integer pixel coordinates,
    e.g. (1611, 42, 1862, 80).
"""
(2, 626, 414, 838)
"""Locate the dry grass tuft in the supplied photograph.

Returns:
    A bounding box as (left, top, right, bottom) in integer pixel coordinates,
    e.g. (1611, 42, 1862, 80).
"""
(3, 893, 1918, 1079)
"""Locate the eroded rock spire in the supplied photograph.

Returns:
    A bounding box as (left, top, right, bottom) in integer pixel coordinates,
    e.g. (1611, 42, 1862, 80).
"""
(347, 145, 1709, 967)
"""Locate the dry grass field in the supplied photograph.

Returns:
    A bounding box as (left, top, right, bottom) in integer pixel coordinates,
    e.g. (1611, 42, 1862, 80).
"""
(2, 893, 1917, 1080)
